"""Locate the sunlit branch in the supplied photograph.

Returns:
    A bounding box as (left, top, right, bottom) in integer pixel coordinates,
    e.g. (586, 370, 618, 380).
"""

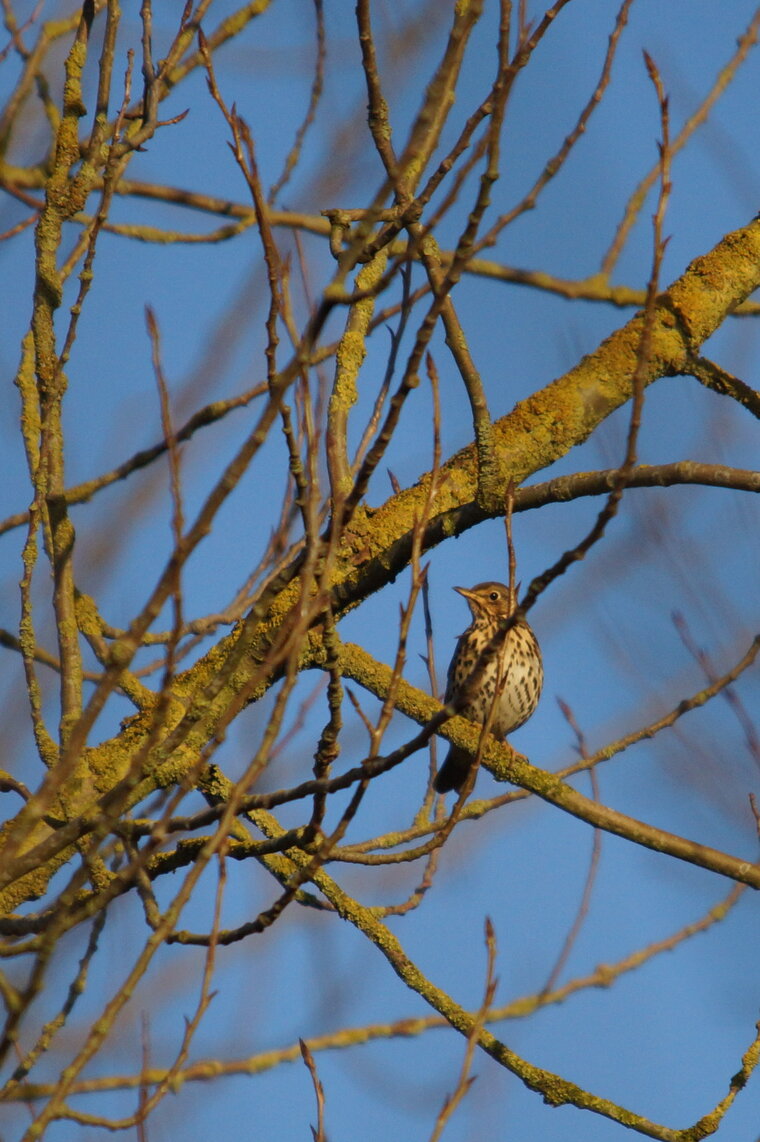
(5, 879, 743, 1104)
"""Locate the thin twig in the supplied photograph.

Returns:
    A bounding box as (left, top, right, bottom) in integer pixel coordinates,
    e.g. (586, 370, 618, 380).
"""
(542, 699, 602, 995)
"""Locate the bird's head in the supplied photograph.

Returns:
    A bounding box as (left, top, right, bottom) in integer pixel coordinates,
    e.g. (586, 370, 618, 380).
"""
(454, 581, 513, 621)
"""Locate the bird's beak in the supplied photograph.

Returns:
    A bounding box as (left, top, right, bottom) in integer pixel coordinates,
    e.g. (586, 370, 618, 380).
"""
(453, 586, 476, 600)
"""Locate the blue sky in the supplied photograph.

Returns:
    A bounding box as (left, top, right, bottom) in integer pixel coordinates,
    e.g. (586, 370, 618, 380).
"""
(1, 1, 760, 1139)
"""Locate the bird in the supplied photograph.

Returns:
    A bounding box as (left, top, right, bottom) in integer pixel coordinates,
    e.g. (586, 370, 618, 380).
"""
(433, 582, 543, 794)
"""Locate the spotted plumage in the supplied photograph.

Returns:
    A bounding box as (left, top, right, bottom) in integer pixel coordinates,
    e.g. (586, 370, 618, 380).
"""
(434, 582, 543, 794)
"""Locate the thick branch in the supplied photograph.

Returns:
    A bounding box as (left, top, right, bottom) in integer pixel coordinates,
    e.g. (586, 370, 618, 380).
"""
(4, 216, 760, 914)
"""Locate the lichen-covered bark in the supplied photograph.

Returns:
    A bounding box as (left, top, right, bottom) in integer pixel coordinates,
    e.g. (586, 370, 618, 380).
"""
(4, 216, 760, 914)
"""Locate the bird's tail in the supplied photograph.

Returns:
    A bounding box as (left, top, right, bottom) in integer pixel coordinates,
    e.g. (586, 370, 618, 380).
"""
(433, 744, 475, 794)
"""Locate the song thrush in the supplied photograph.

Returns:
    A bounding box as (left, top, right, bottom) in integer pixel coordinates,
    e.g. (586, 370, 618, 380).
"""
(433, 582, 543, 794)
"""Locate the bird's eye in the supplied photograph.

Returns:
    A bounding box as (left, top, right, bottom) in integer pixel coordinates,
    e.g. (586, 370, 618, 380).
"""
(489, 591, 499, 602)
